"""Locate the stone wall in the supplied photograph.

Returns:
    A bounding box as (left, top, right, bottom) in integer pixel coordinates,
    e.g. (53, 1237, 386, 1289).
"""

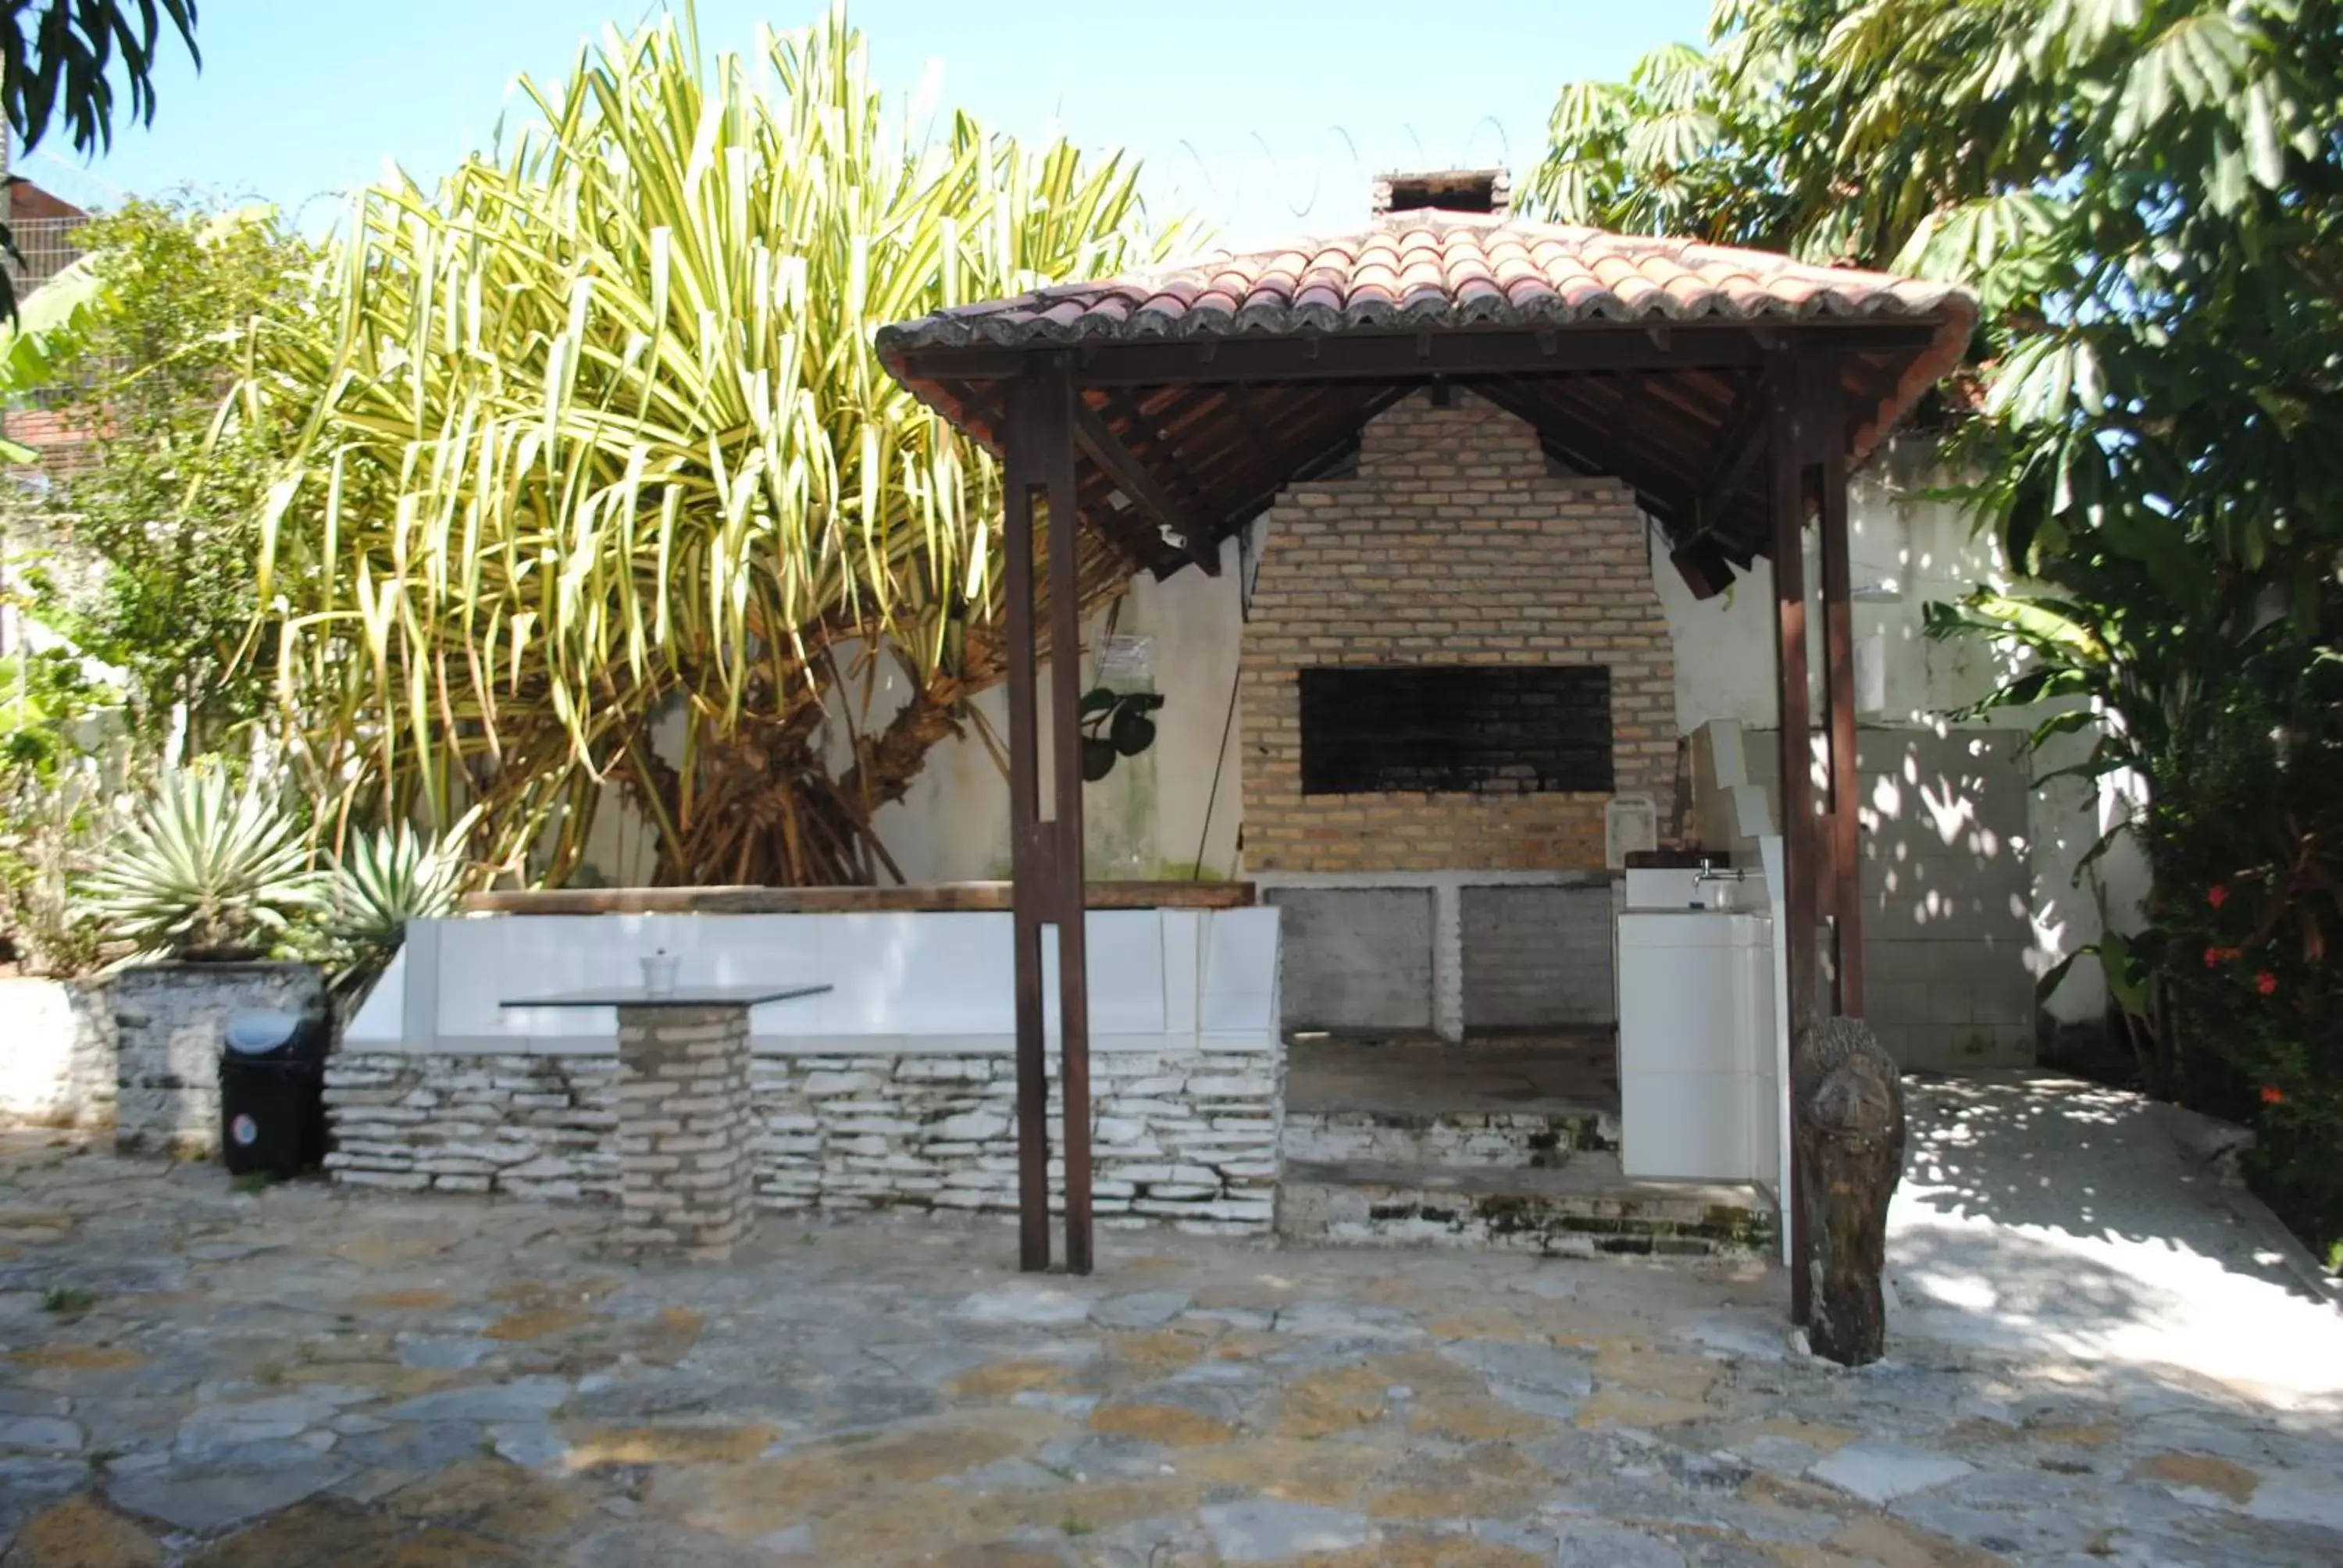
(0, 978, 116, 1129)
(323, 1040, 1284, 1235)
(615, 1007, 755, 1260)
(322, 1054, 622, 1199)
(1241, 389, 1678, 874)
(110, 962, 328, 1157)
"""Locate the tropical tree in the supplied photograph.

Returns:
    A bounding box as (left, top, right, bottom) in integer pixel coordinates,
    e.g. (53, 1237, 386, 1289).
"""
(2, 0, 202, 319)
(1528, 0, 2343, 1250)
(248, 9, 1186, 886)
(6, 199, 310, 754)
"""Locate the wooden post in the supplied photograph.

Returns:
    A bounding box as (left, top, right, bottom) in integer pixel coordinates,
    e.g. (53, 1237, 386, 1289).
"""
(1000, 369, 1053, 1274)
(1041, 360, 1096, 1276)
(1000, 357, 1096, 1275)
(1812, 365, 1865, 1017)
(1767, 348, 1821, 1327)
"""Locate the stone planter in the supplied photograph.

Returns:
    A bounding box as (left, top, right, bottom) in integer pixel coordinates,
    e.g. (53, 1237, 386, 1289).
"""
(109, 961, 328, 1158)
(0, 977, 116, 1129)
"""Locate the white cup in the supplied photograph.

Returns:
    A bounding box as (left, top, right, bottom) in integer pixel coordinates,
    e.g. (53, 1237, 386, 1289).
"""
(641, 954, 679, 998)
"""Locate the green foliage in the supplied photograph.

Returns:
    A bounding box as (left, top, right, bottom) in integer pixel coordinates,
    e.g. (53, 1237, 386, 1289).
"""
(1076, 686, 1164, 782)
(0, 0, 201, 321)
(0, 1, 198, 159)
(244, 9, 1183, 888)
(39, 1285, 97, 1317)
(7, 198, 311, 757)
(320, 811, 476, 965)
(0, 647, 109, 974)
(77, 766, 321, 960)
(1536, 1, 2343, 1254)
(0, 646, 96, 779)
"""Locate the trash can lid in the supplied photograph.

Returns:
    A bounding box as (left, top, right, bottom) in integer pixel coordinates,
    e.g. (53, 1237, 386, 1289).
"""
(223, 1010, 303, 1053)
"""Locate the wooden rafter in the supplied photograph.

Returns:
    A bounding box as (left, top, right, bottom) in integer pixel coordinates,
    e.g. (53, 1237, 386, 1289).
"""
(1072, 397, 1222, 575)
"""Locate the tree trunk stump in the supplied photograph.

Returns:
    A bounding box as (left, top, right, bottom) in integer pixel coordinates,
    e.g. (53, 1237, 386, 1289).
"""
(1792, 1016, 1907, 1366)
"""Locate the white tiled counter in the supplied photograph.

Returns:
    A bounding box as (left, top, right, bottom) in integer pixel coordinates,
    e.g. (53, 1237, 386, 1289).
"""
(329, 908, 1283, 1233)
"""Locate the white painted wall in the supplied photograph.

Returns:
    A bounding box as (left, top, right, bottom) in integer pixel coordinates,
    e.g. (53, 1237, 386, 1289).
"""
(869, 532, 1247, 884)
(573, 533, 1246, 889)
(1653, 438, 2148, 1026)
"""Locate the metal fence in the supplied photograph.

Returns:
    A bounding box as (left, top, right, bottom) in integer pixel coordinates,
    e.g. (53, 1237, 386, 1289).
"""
(5, 215, 90, 292)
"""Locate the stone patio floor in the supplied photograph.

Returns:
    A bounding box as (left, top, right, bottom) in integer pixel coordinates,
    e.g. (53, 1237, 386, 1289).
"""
(2, 1076, 2339, 1566)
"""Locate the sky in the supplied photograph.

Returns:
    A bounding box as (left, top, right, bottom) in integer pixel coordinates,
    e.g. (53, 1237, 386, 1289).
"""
(21, 0, 1716, 251)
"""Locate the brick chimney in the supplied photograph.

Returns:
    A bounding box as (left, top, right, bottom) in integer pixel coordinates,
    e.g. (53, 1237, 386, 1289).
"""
(1371, 168, 1511, 219)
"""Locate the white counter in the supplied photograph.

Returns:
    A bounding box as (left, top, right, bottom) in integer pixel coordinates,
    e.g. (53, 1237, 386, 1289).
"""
(1616, 907, 1780, 1184)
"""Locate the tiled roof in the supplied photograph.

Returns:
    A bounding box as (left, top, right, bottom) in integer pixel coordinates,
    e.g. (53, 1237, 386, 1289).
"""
(877, 211, 1974, 354)
(876, 211, 1977, 583)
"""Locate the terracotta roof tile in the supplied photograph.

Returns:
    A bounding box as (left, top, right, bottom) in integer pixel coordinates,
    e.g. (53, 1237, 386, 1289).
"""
(881, 212, 1971, 358)
(876, 211, 1977, 572)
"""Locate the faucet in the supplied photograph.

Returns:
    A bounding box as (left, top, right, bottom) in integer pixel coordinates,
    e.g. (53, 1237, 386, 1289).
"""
(1692, 855, 1747, 908)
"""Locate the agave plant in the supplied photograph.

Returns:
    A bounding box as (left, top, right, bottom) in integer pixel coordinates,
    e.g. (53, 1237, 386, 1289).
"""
(323, 811, 480, 957)
(78, 769, 321, 960)
(248, 9, 1185, 889)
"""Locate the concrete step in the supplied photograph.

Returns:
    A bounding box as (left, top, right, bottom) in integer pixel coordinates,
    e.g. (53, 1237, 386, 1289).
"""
(1276, 1160, 1775, 1259)
(1280, 1107, 1619, 1171)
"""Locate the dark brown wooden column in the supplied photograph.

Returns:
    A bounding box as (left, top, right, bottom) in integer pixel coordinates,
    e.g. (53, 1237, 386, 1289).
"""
(1000, 357, 1095, 1276)
(1042, 362, 1096, 1276)
(1000, 367, 1052, 1273)
(1767, 348, 1820, 1327)
(1812, 366, 1865, 1017)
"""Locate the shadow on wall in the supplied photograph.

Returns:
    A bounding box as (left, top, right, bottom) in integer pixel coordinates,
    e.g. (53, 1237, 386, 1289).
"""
(1703, 726, 2040, 1070)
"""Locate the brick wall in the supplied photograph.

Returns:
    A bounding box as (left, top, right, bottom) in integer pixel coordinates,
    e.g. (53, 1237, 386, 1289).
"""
(1241, 390, 1676, 872)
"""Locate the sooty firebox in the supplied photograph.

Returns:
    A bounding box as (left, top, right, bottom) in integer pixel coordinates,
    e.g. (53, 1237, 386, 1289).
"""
(1298, 665, 1613, 796)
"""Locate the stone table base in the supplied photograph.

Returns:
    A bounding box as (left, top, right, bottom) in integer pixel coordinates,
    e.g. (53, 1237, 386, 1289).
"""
(615, 1004, 755, 1260)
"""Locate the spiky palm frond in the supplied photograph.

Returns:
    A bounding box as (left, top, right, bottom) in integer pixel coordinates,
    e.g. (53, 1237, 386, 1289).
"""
(77, 768, 321, 958)
(250, 9, 1185, 886)
(324, 808, 480, 956)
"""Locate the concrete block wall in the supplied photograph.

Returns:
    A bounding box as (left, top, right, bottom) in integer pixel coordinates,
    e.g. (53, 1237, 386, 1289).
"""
(1241, 390, 1677, 873)
(1461, 885, 1617, 1028)
(0, 978, 115, 1129)
(1268, 888, 1435, 1032)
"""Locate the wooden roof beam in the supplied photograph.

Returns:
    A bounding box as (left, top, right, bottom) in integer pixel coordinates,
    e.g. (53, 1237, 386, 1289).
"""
(1071, 397, 1222, 576)
(897, 321, 1942, 388)
(1688, 371, 1775, 538)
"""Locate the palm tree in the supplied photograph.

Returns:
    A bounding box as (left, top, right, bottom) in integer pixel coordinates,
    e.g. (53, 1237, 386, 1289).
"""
(250, 9, 1187, 886)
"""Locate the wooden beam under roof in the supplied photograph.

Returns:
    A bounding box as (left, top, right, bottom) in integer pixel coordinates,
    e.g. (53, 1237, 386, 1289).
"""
(1071, 397, 1221, 575)
(895, 321, 1943, 390)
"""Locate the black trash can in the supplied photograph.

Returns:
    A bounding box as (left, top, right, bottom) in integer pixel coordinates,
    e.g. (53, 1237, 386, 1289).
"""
(219, 1010, 328, 1178)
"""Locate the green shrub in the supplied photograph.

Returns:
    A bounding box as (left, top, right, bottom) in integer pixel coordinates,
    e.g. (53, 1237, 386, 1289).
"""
(319, 812, 476, 986)
(2152, 738, 2343, 1263)
(77, 768, 321, 960)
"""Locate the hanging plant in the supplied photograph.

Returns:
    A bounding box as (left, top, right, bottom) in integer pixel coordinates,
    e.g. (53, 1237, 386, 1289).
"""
(1079, 687, 1165, 782)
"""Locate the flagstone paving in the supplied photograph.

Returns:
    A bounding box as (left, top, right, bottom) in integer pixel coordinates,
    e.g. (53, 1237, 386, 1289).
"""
(1, 1087, 2340, 1566)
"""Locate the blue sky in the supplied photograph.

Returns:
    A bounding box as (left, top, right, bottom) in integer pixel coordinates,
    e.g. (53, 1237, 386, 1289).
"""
(23, 1, 1714, 249)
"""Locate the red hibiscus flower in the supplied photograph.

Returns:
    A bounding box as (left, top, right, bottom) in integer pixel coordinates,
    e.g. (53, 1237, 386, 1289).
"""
(2256, 971, 2278, 996)
(2209, 884, 2229, 910)
(2261, 1085, 2285, 1106)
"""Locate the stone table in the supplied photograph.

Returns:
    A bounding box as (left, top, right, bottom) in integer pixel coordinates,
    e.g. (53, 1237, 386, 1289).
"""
(500, 983, 828, 1260)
